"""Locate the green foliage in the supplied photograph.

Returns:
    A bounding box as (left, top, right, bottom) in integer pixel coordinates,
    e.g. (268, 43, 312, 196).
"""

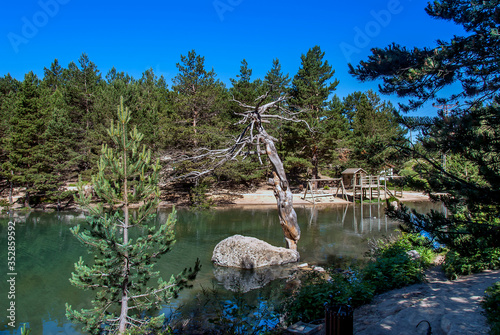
(363, 233, 433, 293)
(0, 49, 413, 205)
(189, 182, 214, 210)
(283, 270, 374, 324)
(170, 49, 229, 149)
(230, 59, 265, 106)
(342, 90, 407, 173)
(171, 285, 283, 334)
(287, 45, 340, 180)
(363, 250, 423, 293)
(443, 249, 500, 280)
(20, 323, 31, 335)
(283, 233, 434, 324)
(482, 281, 500, 335)
(264, 58, 290, 100)
(66, 98, 200, 334)
(283, 271, 337, 323)
(351, 0, 500, 278)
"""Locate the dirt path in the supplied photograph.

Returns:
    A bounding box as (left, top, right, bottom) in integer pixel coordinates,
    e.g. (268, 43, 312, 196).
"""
(353, 266, 500, 334)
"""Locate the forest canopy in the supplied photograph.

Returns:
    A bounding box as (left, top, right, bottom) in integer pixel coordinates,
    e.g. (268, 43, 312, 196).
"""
(0, 47, 406, 207)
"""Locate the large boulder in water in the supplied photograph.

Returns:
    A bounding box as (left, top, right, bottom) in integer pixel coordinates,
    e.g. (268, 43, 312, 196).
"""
(212, 234, 300, 269)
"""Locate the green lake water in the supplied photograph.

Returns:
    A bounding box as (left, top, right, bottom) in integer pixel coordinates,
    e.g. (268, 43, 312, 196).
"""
(0, 202, 441, 334)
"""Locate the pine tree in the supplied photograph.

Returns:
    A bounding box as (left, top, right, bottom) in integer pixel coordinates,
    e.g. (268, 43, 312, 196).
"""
(288, 46, 339, 180)
(343, 90, 407, 173)
(290, 46, 339, 112)
(349, 0, 500, 272)
(132, 68, 170, 151)
(3, 72, 48, 207)
(43, 59, 63, 92)
(63, 53, 104, 173)
(171, 50, 228, 148)
(264, 58, 291, 100)
(230, 59, 264, 105)
(0, 74, 20, 204)
(66, 97, 200, 334)
(321, 95, 351, 174)
(41, 88, 80, 207)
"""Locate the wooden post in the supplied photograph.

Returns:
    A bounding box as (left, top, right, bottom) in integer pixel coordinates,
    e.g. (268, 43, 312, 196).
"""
(369, 176, 372, 201)
(384, 175, 387, 200)
(308, 181, 316, 204)
(377, 176, 380, 203)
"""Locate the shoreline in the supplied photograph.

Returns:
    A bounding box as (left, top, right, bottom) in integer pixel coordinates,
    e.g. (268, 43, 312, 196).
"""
(0, 188, 431, 212)
(222, 186, 431, 206)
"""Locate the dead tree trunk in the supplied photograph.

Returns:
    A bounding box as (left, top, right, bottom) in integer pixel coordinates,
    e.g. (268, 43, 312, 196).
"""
(177, 94, 308, 250)
(263, 135, 300, 250)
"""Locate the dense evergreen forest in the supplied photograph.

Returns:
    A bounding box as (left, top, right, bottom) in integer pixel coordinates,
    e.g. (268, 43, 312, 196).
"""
(0, 46, 407, 208)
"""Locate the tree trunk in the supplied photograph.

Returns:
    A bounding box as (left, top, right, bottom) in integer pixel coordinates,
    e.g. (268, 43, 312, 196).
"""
(24, 185, 30, 208)
(193, 109, 198, 147)
(312, 145, 319, 189)
(118, 123, 130, 334)
(118, 205, 129, 333)
(263, 133, 301, 250)
(9, 171, 13, 205)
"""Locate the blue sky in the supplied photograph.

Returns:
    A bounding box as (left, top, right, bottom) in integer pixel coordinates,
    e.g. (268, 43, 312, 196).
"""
(1, 0, 465, 116)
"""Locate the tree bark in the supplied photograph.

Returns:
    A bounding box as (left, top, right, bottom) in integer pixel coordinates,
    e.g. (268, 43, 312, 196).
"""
(9, 171, 13, 205)
(118, 122, 130, 334)
(262, 131, 301, 250)
(24, 184, 30, 208)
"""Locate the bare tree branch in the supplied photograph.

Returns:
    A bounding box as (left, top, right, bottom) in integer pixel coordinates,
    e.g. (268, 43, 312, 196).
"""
(171, 93, 304, 249)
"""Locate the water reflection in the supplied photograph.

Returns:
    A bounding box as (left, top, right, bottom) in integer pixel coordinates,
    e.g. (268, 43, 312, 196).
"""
(213, 264, 297, 293)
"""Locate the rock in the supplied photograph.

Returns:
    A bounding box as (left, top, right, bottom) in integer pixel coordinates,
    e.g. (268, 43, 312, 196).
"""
(212, 234, 300, 269)
(407, 250, 421, 260)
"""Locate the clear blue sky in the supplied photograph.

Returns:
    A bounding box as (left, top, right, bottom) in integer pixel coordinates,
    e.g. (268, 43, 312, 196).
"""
(1, 0, 465, 116)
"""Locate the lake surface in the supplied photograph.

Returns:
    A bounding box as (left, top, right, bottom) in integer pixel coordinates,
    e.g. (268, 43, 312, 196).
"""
(0, 202, 441, 334)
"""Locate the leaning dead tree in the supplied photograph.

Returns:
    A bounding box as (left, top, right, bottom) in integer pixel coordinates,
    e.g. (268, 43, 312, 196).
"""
(180, 94, 307, 250)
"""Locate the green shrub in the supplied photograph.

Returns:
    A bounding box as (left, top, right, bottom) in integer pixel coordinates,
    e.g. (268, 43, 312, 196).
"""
(283, 267, 375, 324)
(363, 232, 433, 293)
(283, 271, 333, 323)
(482, 281, 500, 335)
(443, 248, 500, 280)
(189, 183, 214, 210)
(282, 233, 435, 325)
(363, 251, 424, 293)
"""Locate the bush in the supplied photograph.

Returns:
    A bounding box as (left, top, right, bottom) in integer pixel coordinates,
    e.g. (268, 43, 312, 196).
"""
(482, 282, 500, 335)
(189, 182, 214, 210)
(282, 233, 435, 324)
(282, 271, 334, 323)
(362, 250, 423, 293)
(283, 269, 374, 324)
(363, 232, 434, 293)
(443, 248, 500, 280)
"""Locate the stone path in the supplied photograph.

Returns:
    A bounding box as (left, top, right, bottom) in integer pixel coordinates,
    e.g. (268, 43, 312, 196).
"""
(353, 266, 500, 334)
